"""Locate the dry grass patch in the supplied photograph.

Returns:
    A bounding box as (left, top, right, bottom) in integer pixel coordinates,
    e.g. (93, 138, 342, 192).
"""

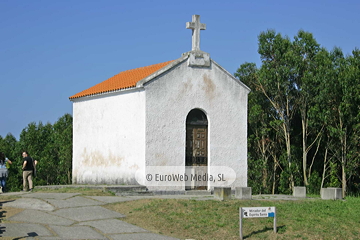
(0, 207, 24, 222)
(0, 195, 21, 201)
(33, 187, 115, 196)
(1, 197, 25, 224)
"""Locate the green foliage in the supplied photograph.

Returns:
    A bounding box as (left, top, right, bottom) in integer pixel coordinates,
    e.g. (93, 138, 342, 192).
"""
(247, 156, 265, 194)
(307, 171, 322, 194)
(236, 29, 360, 195)
(328, 161, 341, 188)
(0, 114, 73, 191)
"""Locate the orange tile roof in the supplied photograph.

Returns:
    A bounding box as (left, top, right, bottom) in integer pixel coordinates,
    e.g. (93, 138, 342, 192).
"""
(69, 60, 175, 99)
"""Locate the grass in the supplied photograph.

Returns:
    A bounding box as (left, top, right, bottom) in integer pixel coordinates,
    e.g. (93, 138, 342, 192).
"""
(0, 195, 21, 201)
(104, 197, 360, 240)
(1, 187, 360, 239)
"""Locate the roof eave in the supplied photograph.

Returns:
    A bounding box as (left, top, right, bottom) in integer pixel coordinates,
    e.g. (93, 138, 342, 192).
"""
(211, 60, 251, 93)
(69, 85, 142, 102)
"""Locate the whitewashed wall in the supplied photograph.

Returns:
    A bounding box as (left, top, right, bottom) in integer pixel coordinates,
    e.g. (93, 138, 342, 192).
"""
(145, 59, 249, 191)
(72, 89, 145, 184)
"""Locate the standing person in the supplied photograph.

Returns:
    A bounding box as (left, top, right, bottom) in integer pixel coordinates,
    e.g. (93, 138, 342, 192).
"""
(22, 151, 37, 192)
(0, 152, 12, 193)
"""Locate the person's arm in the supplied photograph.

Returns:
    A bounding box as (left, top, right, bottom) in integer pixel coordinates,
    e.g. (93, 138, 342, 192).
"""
(22, 161, 27, 170)
(5, 158, 12, 164)
(34, 160, 38, 166)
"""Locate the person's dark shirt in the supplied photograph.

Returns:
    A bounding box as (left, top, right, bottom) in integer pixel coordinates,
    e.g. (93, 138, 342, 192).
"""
(23, 156, 34, 171)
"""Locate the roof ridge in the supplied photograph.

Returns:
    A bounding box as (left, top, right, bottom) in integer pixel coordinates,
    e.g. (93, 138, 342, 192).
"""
(122, 61, 170, 72)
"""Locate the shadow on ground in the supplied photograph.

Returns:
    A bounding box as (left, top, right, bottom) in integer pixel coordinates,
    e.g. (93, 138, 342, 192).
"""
(244, 225, 286, 239)
(0, 200, 15, 238)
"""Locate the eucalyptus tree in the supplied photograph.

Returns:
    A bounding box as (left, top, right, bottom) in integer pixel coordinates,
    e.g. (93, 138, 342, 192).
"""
(235, 62, 279, 193)
(333, 48, 360, 196)
(308, 48, 335, 191)
(292, 31, 324, 187)
(235, 30, 299, 193)
(250, 30, 300, 190)
(344, 49, 360, 194)
(316, 47, 360, 196)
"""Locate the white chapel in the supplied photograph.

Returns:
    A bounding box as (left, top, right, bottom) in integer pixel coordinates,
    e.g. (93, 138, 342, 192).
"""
(69, 15, 250, 191)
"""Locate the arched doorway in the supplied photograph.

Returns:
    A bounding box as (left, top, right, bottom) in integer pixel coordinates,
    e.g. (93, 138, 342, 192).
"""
(185, 109, 208, 190)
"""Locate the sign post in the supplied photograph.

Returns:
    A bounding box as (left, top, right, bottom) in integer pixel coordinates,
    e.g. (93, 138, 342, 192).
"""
(239, 207, 276, 239)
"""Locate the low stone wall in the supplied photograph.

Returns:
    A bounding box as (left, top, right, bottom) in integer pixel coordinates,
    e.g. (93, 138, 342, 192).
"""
(293, 186, 306, 198)
(321, 188, 343, 200)
(214, 187, 232, 200)
(235, 187, 252, 200)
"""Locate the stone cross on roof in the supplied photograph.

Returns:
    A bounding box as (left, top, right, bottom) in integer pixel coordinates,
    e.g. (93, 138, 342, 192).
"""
(186, 15, 206, 51)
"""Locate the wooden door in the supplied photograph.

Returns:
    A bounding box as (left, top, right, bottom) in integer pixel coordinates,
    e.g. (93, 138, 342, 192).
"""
(186, 125, 208, 190)
(186, 126, 207, 166)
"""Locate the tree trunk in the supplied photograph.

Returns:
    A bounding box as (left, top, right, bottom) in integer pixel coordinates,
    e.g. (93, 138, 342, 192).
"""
(260, 135, 269, 192)
(284, 120, 294, 190)
(321, 147, 328, 191)
(272, 157, 277, 194)
(308, 134, 322, 180)
(302, 116, 308, 186)
(339, 113, 346, 198)
(341, 131, 347, 198)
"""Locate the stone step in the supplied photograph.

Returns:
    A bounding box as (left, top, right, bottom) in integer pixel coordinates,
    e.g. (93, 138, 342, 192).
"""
(104, 185, 147, 193)
(118, 190, 212, 196)
(185, 190, 212, 195)
(116, 191, 155, 196)
(36, 185, 214, 196)
(36, 185, 148, 193)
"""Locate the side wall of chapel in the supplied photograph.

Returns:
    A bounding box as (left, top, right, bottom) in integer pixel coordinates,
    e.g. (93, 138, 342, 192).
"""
(72, 89, 146, 184)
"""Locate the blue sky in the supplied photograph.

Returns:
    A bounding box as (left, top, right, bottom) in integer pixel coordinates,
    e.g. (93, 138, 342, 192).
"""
(1, 0, 359, 140)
